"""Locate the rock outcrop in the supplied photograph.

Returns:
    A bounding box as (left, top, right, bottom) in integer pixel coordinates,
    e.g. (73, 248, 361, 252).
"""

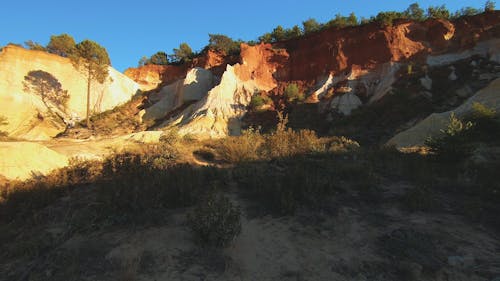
(0, 45, 140, 140)
(158, 65, 258, 138)
(0, 141, 69, 180)
(388, 78, 500, 147)
(141, 67, 215, 122)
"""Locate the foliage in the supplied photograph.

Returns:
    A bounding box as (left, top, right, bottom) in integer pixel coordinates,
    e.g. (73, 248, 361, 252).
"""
(208, 34, 241, 55)
(287, 25, 303, 38)
(427, 5, 450, 19)
(284, 83, 304, 103)
(302, 18, 322, 34)
(258, 32, 273, 43)
(405, 3, 425, 21)
(485, 0, 496, 12)
(326, 13, 358, 28)
(24, 40, 46, 51)
(218, 127, 264, 163)
(374, 11, 405, 26)
(187, 193, 241, 248)
(271, 25, 287, 42)
(454, 7, 481, 17)
(148, 51, 169, 65)
(171, 42, 194, 63)
(47, 34, 76, 57)
(425, 113, 474, 161)
(249, 94, 272, 110)
(23, 70, 69, 110)
(71, 39, 111, 128)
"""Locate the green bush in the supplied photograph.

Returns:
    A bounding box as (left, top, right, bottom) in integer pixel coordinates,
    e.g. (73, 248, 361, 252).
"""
(187, 193, 241, 248)
(249, 94, 272, 110)
(284, 84, 304, 103)
(425, 113, 473, 161)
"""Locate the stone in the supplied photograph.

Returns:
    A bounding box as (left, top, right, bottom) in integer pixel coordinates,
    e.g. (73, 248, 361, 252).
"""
(448, 67, 458, 81)
(330, 92, 362, 115)
(420, 75, 432, 90)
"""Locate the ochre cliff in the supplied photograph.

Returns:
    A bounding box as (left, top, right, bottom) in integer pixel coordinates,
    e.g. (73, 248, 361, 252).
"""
(0, 45, 140, 140)
(130, 12, 500, 139)
(124, 49, 238, 91)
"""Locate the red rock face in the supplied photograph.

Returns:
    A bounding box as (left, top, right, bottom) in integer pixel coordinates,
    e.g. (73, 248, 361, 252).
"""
(124, 49, 237, 90)
(125, 12, 500, 90)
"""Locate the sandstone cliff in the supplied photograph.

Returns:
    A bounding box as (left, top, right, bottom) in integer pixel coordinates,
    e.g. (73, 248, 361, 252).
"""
(128, 12, 500, 138)
(0, 45, 140, 140)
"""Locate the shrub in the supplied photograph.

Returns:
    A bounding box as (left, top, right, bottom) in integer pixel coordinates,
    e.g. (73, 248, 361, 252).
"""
(284, 83, 304, 103)
(187, 193, 241, 248)
(425, 113, 473, 161)
(249, 94, 272, 110)
(218, 127, 264, 163)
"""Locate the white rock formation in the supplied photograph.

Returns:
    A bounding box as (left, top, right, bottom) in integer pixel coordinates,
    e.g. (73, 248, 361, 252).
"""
(159, 65, 258, 138)
(330, 92, 362, 115)
(388, 78, 500, 147)
(141, 67, 215, 122)
(420, 75, 433, 91)
(0, 45, 139, 140)
(427, 39, 500, 66)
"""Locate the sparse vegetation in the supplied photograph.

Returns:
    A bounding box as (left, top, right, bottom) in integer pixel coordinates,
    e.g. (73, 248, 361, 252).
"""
(187, 193, 241, 248)
(284, 83, 304, 103)
(71, 39, 111, 128)
(47, 33, 76, 57)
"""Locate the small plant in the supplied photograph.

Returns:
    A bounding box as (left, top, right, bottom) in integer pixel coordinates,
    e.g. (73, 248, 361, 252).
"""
(249, 94, 272, 110)
(284, 83, 304, 103)
(187, 193, 242, 248)
(218, 127, 264, 163)
(425, 113, 473, 161)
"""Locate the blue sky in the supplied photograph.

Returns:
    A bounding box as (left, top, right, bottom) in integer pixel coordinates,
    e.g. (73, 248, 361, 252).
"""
(0, 0, 489, 72)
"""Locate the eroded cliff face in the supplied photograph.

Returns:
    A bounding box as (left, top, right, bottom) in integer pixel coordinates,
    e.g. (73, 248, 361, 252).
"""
(132, 12, 500, 138)
(0, 46, 140, 140)
(124, 49, 237, 91)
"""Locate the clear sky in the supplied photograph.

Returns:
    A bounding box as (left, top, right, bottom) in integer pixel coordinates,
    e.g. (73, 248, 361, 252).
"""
(0, 0, 489, 72)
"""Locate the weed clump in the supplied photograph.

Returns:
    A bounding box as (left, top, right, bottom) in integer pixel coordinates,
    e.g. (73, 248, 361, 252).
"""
(187, 193, 241, 248)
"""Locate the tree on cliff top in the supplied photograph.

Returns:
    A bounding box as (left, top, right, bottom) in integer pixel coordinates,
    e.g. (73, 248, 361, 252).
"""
(47, 34, 76, 57)
(485, 0, 496, 12)
(149, 51, 169, 65)
(208, 34, 241, 55)
(405, 3, 425, 21)
(302, 18, 321, 34)
(427, 5, 450, 19)
(171, 43, 194, 63)
(70, 40, 110, 128)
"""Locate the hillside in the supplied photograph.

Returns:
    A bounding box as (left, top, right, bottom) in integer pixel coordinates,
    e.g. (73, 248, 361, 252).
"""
(1, 8, 500, 281)
(0, 45, 140, 140)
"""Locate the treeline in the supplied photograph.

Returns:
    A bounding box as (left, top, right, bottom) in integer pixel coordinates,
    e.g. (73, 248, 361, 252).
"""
(137, 1, 495, 67)
(3, 34, 110, 63)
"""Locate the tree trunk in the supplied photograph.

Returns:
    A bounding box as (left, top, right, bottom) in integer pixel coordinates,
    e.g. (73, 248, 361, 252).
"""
(86, 65, 91, 128)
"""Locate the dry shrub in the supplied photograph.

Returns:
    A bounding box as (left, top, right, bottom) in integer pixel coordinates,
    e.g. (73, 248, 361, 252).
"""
(218, 127, 264, 163)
